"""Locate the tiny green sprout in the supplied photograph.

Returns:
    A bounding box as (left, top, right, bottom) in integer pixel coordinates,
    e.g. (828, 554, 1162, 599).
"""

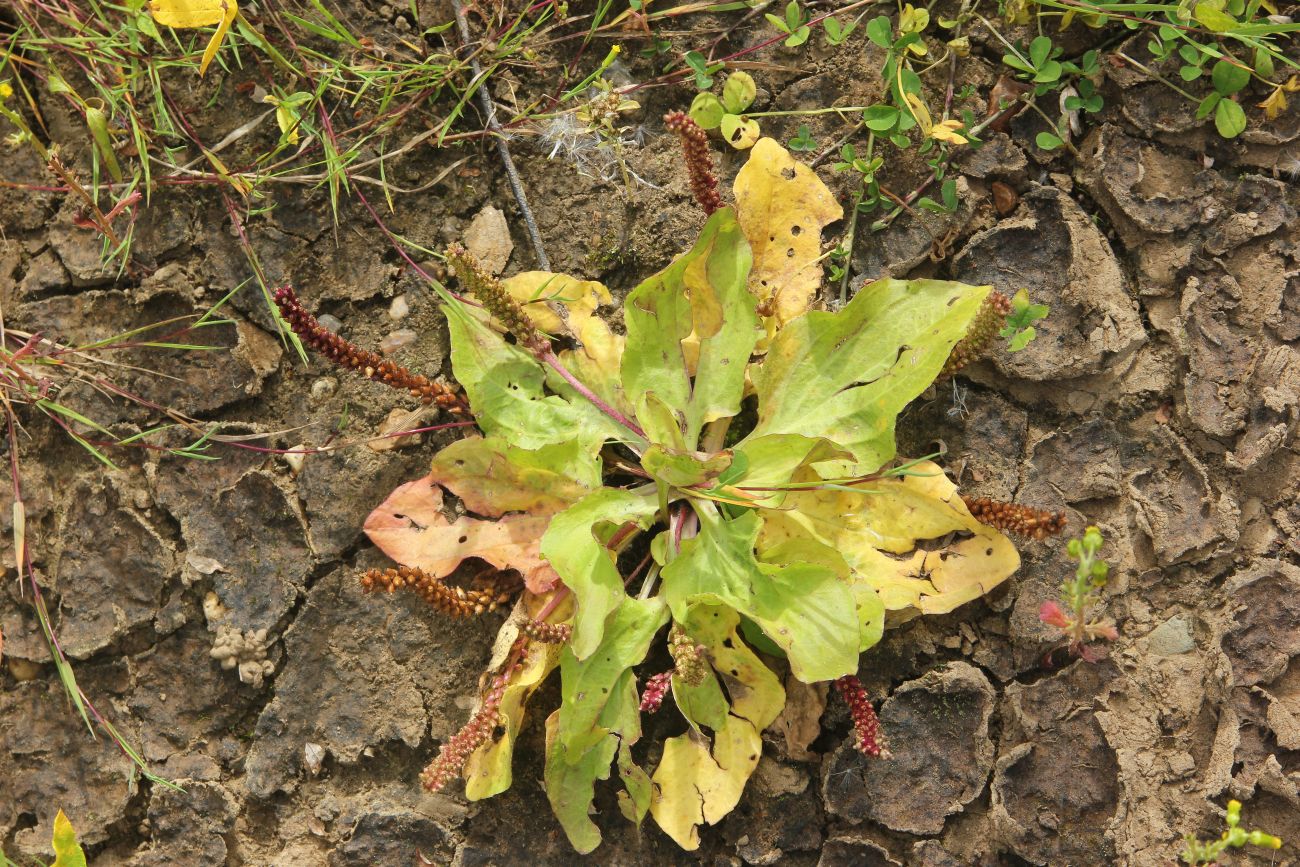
(765, 1, 811, 48)
(683, 51, 724, 90)
(787, 124, 817, 152)
(999, 289, 1048, 351)
(1180, 799, 1284, 864)
(689, 71, 760, 149)
(1039, 525, 1118, 658)
(822, 15, 857, 46)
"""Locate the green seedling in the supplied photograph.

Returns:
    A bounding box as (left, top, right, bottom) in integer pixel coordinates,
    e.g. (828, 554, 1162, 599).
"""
(1196, 59, 1251, 137)
(822, 14, 858, 46)
(1000, 288, 1049, 351)
(787, 123, 817, 152)
(684, 50, 724, 89)
(690, 70, 760, 149)
(1039, 526, 1118, 658)
(765, 0, 811, 47)
(1180, 799, 1283, 864)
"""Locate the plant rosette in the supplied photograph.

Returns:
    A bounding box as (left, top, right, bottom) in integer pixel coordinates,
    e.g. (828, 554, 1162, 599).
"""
(364, 138, 1021, 852)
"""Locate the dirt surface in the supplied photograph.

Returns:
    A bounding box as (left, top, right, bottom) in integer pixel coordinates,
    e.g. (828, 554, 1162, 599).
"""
(2, 3, 1300, 865)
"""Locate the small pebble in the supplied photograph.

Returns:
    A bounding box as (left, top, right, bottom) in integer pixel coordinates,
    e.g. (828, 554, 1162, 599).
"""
(378, 328, 417, 354)
(316, 313, 343, 334)
(283, 445, 306, 476)
(310, 377, 338, 403)
(388, 294, 410, 320)
(304, 742, 326, 776)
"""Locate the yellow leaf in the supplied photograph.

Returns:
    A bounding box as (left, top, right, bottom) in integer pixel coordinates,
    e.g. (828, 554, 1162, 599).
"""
(52, 810, 88, 867)
(464, 594, 568, 799)
(148, 0, 237, 76)
(649, 607, 784, 849)
(732, 138, 842, 328)
(1257, 86, 1287, 121)
(903, 91, 933, 136)
(930, 118, 969, 145)
(502, 272, 631, 420)
(1282, 74, 1300, 93)
(759, 461, 1020, 619)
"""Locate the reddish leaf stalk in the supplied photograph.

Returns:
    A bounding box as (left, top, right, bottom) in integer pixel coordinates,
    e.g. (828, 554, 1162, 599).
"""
(835, 675, 889, 759)
(963, 496, 1067, 541)
(664, 111, 722, 216)
(273, 286, 469, 412)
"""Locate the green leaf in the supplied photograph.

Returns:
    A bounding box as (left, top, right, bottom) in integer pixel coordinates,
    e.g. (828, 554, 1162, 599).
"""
(764, 12, 791, 34)
(671, 664, 731, 733)
(1029, 35, 1053, 66)
(866, 15, 893, 47)
(429, 436, 600, 517)
(540, 489, 659, 660)
(1214, 98, 1247, 137)
(1007, 325, 1037, 351)
(1211, 59, 1250, 95)
(863, 104, 900, 131)
(660, 508, 859, 681)
(616, 742, 653, 826)
(622, 208, 759, 448)
(1032, 60, 1062, 83)
(689, 91, 725, 129)
(1035, 131, 1065, 150)
(1193, 1, 1238, 31)
(1196, 91, 1222, 119)
(745, 277, 987, 472)
(721, 71, 756, 114)
(445, 305, 615, 451)
(557, 597, 668, 755)
(642, 444, 733, 488)
(544, 712, 619, 854)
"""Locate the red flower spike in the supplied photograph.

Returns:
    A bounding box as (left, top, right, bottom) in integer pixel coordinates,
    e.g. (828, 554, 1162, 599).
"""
(640, 670, 673, 714)
(834, 675, 889, 759)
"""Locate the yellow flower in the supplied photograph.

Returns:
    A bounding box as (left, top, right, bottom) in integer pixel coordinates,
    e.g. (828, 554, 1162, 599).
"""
(0, 81, 13, 101)
(930, 119, 969, 145)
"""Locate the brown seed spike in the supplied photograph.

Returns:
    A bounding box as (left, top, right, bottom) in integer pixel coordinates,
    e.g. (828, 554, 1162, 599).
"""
(664, 111, 723, 216)
(272, 285, 468, 413)
(360, 566, 514, 617)
(444, 245, 549, 355)
(962, 496, 1067, 540)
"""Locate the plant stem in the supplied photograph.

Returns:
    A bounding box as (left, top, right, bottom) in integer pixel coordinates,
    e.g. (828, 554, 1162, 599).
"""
(539, 348, 646, 441)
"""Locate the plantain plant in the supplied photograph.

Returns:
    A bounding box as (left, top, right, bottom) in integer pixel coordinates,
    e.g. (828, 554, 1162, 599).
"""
(283, 130, 1025, 852)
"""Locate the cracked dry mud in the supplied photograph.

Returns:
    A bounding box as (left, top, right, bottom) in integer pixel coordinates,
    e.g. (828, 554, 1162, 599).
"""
(2, 7, 1299, 867)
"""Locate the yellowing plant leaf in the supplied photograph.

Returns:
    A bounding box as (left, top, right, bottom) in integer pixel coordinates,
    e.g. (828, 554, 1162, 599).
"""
(1258, 86, 1287, 120)
(428, 435, 599, 518)
(760, 461, 1020, 619)
(502, 272, 631, 421)
(464, 593, 567, 799)
(733, 138, 841, 327)
(363, 475, 560, 593)
(650, 607, 784, 849)
(148, 0, 237, 76)
(52, 810, 87, 867)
